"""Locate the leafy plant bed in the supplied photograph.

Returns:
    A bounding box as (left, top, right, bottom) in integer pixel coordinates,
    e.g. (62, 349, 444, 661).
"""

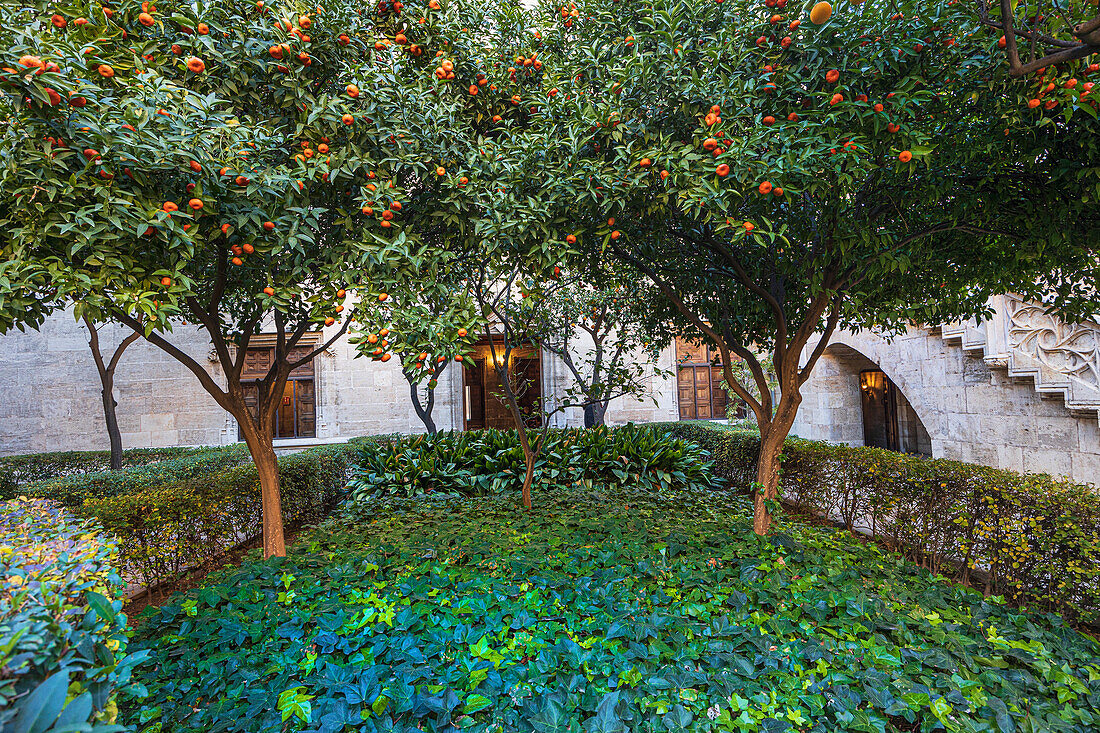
(122, 486, 1100, 733)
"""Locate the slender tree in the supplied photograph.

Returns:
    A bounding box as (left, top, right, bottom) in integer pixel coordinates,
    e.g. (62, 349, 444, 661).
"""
(81, 316, 139, 470)
(350, 260, 481, 434)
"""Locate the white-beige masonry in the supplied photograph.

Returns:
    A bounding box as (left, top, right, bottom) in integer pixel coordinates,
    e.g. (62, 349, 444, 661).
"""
(792, 296, 1100, 486)
(0, 310, 680, 455)
(2, 295, 1096, 489)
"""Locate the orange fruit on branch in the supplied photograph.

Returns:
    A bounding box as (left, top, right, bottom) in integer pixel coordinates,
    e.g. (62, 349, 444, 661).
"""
(809, 1, 832, 24)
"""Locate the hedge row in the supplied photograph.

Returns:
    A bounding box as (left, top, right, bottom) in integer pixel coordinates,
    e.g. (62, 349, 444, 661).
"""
(348, 424, 719, 502)
(85, 438, 389, 589)
(665, 421, 1100, 622)
(0, 445, 221, 500)
(91, 440, 386, 588)
(1, 497, 143, 732)
(13, 444, 252, 507)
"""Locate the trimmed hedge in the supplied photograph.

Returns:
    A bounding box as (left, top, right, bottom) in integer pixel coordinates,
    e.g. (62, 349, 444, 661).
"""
(665, 420, 1100, 622)
(348, 424, 720, 502)
(0, 445, 220, 501)
(80, 438, 388, 589)
(1, 497, 144, 731)
(14, 444, 252, 507)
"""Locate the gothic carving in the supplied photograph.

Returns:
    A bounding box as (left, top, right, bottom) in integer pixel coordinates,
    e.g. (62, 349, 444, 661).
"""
(1006, 297, 1100, 390)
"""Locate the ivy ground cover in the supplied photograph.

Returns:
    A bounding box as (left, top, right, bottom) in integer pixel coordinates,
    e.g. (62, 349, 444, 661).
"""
(122, 485, 1100, 733)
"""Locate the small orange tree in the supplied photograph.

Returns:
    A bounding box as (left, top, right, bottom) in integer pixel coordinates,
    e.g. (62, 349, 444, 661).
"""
(539, 0, 1100, 533)
(350, 258, 480, 434)
(0, 0, 545, 555)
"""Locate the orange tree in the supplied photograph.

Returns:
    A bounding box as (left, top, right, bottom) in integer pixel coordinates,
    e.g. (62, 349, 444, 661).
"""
(0, 0, 550, 556)
(535, 0, 1100, 533)
(349, 257, 480, 434)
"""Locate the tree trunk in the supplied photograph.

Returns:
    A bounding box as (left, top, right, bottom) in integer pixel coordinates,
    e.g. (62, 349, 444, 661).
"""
(100, 373, 124, 471)
(238, 419, 286, 558)
(521, 449, 535, 509)
(84, 317, 139, 471)
(591, 401, 608, 427)
(409, 380, 438, 434)
(751, 394, 800, 535)
(583, 403, 595, 428)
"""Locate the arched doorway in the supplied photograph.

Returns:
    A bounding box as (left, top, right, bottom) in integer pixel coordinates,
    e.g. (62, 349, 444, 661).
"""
(799, 343, 932, 456)
(858, 369, 930, 454)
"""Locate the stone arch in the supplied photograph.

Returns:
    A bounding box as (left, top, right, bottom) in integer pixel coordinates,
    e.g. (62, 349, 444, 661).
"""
(793, 333, 937, 454)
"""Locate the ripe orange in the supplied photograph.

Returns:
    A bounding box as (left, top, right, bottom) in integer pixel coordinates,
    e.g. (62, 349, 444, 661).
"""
(263, 221, 275, 231)
(162, 201, 179, 212)
(758, 181, 773, 194)
(809, 1, 832, 24)
(436, 166, 446, 176)
(378, 293, 389, 302)
(188, 198, 203, 210)
(232, 256, 244, 265)
(186, 57, 205, 73)
(337, 289, 346, 298)
(139, 12, 154, 25)
(458, 328, 468, 337)
(242, 243, 254, 253)
(825, 69, 840, 83)
(18, 55, 44, 68)
(455, 354, 463, 362)
(610, 230, 621, 240)
(346, 83, 359, 97)
(51, 14, 66, 27)
(898, 150, 913, 162)
(263, 286, 275, 296)
(829, 93, 843, 105)
(342, 114, 354, 125)
(161, 276, 172, 286)
(325, 316, 335, 326)
(742, 221, 754, 231)
(716, 163, 730, 176)
(381, 353, 392, 362)
(98, 64, 115, 77)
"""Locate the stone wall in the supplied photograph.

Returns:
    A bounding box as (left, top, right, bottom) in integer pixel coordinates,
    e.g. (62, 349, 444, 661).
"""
(793, 326, 1100, 485)
(0, 310, 679, 456)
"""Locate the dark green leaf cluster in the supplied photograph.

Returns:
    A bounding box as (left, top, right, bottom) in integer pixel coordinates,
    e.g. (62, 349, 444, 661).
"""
(122, 481, 1100, 732)
(348, 424, 719, 500)
(667, 421, 1100, 623)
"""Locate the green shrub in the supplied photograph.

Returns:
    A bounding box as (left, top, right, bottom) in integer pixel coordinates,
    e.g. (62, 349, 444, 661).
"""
(1, 497, 145, 731)
(82, 439, 391, 588)
(19, 444, 251, 507)
(664, 420, 1100, 622)
(0, 445, 220, 501)
(348, 424, 719, 502)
